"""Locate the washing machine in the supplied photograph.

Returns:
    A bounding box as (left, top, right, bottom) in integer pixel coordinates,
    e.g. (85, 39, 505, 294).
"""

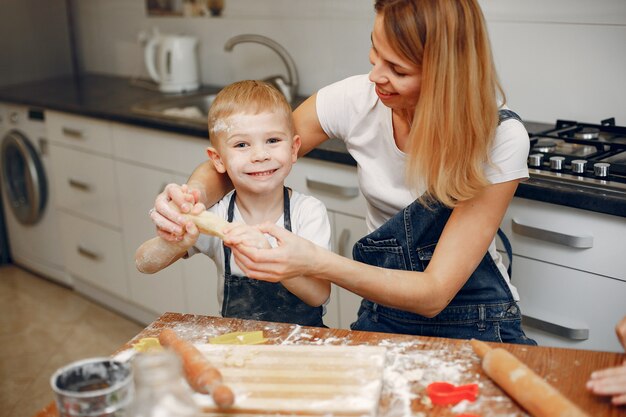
(0, 103, 69, 285)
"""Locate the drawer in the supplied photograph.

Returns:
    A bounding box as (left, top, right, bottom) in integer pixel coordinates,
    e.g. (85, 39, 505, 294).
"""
(286, 157, 366, 217)
(50, 144, 120, 227)
(59, 212, 128, 299)
(500, 197, 626, 281)
(111, 123, 208, 176)
(512, 256, 626, 352)
(46, 111, 113, 155)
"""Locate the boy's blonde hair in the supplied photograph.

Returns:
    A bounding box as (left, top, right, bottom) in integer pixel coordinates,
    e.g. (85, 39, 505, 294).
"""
(375, 0, 505, 207)
(208, 80, 294, 142)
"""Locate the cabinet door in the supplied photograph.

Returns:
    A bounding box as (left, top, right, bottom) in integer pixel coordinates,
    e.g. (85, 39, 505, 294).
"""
(115, 161, 187, 315)
(50, 144, 121, 228)
(174, 174, 221, 317)
(58, 212, 127, 298)
(333, 212, 368, 329)
(514, 256, 626, 352)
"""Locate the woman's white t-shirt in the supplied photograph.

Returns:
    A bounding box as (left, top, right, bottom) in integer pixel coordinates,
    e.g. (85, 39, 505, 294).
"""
(188, 190, 332, 308)
(316, 74, 530, 300)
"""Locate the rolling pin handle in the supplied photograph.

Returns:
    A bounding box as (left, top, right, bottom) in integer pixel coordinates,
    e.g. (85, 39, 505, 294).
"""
(470, 339, 492, 359)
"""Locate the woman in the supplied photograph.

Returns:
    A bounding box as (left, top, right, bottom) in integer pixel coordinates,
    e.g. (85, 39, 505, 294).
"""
(152, 0, 535, 344)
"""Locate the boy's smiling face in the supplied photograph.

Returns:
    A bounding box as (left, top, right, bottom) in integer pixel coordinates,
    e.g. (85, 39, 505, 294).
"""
(207, 112, 300, 195)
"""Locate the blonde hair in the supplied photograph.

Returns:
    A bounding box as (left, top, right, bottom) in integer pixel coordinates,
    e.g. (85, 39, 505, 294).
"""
(208, 80, 295, 142)
(375, 0, 505, 207)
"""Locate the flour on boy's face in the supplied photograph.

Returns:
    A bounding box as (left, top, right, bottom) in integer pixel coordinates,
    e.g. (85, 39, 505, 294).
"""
(217, 112, 297, 194)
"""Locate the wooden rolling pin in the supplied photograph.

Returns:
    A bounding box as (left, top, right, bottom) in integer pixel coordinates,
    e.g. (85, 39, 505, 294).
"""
(187, 211, 230, 239)
(470, 339, 589, 417)
(159, 329, 235, 408)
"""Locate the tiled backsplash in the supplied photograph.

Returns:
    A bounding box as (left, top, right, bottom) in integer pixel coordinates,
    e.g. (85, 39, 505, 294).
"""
(74, 0, 625, 123)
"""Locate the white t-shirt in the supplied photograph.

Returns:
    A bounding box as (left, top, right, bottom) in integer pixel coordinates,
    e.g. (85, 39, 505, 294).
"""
(188, 190, 332, 308)
(316, 74, 530, 300)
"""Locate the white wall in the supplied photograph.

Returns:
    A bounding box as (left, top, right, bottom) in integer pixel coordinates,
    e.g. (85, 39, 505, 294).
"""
(73, 0, 626, 124)
(0, 0, 73, 87)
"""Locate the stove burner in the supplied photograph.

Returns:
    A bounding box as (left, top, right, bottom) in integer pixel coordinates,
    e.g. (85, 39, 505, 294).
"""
(574, 127, 600, 140)
(528, 118, 626, 193)
(532, 138, 557, 153)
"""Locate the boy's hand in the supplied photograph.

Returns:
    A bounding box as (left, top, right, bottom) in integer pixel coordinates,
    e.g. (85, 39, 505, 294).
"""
(174, 219, 200, 250)
(223, 223, 271, 250)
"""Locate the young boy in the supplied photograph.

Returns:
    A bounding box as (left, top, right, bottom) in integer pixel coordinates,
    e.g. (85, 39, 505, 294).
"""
(135, 80, 331, 327)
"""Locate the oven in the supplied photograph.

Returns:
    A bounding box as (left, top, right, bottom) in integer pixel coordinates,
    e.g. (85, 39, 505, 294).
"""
(500, 118, 626, 352)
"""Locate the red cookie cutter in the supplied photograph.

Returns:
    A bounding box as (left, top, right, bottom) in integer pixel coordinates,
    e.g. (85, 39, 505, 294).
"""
(426, 382, 479, 405)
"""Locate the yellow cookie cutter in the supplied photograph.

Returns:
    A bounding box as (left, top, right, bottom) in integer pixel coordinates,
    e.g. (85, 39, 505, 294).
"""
(132, 337, 163, 352)
(209, 331, 267, 345)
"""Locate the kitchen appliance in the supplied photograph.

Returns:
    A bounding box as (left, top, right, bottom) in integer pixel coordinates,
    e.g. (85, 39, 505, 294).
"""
(527, 118, 626, 194)
(144, 33, 200, 93)
(0, 104, 68, 285)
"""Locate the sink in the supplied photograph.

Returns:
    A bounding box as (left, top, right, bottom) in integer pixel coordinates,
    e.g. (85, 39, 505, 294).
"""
(131, 92, 217, 126)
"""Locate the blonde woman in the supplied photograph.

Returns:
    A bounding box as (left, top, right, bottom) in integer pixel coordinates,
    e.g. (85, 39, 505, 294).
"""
(152, 0, 535, 344)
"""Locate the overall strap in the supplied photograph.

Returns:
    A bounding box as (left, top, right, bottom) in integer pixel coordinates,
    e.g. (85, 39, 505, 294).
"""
(496, 228, 513, 278)
(498, 109, 522, 125)
(496, 108, 520, 277)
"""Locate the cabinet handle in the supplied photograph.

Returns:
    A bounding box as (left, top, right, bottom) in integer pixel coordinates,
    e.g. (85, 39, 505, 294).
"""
(306, 178, 359, 198)
(62, 127, 84, 139)
(511, 218, 593, 248)
(68, 178, 92, 192)
(337, 229, 350, 258)
(522, 314, 589, 340)
(77, 246, 101, 261)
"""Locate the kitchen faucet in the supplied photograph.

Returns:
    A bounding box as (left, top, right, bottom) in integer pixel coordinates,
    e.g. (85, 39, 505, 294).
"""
(224, 34, 299, 105)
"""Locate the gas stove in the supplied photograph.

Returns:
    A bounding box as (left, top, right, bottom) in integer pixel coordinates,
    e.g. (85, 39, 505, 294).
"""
(527, 118, 626, 194)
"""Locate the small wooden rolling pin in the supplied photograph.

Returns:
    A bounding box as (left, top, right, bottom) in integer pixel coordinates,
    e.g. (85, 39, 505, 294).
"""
(159, 329, 235, 408)
(470, 339, 589, 417)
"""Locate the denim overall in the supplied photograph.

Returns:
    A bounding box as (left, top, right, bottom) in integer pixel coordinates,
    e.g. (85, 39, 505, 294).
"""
(350, 110, 536, 345)
(221, 187, 325, 327)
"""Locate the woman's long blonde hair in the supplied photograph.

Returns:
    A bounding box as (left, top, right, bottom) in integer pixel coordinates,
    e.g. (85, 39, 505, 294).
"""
(375, 0, 505, 207)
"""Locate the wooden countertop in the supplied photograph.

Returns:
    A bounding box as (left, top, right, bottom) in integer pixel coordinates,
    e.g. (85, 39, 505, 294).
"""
(36, 312, 625, 417)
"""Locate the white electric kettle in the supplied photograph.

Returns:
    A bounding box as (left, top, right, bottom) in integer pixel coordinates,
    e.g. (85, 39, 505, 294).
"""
(144, 33, 199, 93)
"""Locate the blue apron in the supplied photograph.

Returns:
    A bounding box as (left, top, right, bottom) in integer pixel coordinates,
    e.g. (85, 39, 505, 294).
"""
(350, 110, 536, 345)
(221, 187, 325, 327)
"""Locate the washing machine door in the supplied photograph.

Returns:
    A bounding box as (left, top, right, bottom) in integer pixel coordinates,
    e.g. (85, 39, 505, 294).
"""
(1, 130, 47, 225)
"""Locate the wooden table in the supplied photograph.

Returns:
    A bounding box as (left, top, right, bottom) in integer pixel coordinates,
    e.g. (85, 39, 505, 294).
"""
(36, 312, 625, 417)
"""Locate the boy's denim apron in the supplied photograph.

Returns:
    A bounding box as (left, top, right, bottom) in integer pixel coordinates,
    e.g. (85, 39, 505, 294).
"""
(350, 110, 536, 345)
(221, 187, 325, 327)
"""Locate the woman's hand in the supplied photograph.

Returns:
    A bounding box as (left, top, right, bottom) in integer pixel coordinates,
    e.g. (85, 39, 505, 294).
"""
(223, 223, 271, 250)
(228, 222, 321, 282)
(151, 183, 202, 242)
(586, 315, 626, 406)
(616, 315, 626, 351)
(586, 361, 626, 405)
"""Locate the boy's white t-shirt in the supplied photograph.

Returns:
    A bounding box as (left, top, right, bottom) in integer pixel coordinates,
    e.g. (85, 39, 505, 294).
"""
(188, 190, 332, 308)
(316, 74, 530, 300)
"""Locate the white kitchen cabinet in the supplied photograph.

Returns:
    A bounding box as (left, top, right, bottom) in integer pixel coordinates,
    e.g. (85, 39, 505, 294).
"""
(114, 161, 187, 316)
(173, 173, 221, 317)
(287, 157, 366, 217)
(286, 158, 368, 329)
(47, 111, 113, 155)
(332, 212, 368, 329)
(112, 123, 220, 319)
(47, 112, 129, 304)
(500, 197, 626, 352)
(50, 145, 121, 228)
(57, 211, 128, 298)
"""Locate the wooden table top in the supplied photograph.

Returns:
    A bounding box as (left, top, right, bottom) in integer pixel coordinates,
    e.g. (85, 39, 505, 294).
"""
(36, 312, 625, 417)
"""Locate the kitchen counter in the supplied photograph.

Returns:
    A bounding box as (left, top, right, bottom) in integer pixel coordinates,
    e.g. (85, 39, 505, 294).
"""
(0, 74, 624, 216)
(34, 312, 625, 417)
